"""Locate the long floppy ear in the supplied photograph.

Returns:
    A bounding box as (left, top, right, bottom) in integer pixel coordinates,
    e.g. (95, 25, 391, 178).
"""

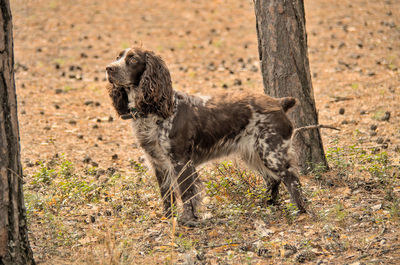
(107, 83, 129, 116)
(135, 50, 174, 119)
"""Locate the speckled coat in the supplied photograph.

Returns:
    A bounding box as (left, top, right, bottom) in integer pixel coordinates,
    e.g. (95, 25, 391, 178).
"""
(106, 48, 306, 224)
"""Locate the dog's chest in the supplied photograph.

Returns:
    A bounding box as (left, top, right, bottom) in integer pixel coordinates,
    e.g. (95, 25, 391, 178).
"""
(132, 116, 172, 157)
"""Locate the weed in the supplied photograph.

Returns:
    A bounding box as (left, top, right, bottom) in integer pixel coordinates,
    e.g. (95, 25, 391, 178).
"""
(282, 203, 299, 224)
(63, 85, 75, 92)
(129, 159, 147, 174)
(388, 199, 400, 221)
(332, 202, 348, 223)
(176, 234, 196, 251)
(309, 162, 328, 181)
(109, 173, 122, 185)
(25, 157, 103, 249)
(59, 159, 74, 179)
(24, 192, 50, 215)
(325, 140, 398, 189)
(326, 146, 351, 177)
(188, 71, 197, 78)
(205, 161, 269, 216)
(372, 110, 386, 121)
(32, 163, 55, 185)
(359, 151, 392, 182)
(53, 58, 66, 66)
(85, 166, 98, 176)
(212, 39, 223, 48)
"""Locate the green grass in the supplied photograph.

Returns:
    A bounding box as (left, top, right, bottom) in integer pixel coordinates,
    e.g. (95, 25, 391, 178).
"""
(205, 161, 269, 215)
(24, 155, 153, 252)
(24, 144, 400, 264)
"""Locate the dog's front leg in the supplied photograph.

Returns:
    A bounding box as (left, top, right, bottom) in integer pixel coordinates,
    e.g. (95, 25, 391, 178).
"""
(174, 161, 201, 226)
(265, 178, 281, 205)
(154, 168, 176, 218)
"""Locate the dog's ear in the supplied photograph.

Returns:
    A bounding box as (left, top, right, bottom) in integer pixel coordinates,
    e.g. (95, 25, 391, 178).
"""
(136, 50, 174, 119)
(279, 97, 297, 112)
(107, 83, 129, 116)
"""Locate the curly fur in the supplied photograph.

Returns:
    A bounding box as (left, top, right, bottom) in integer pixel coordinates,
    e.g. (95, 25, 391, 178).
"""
(106, 48, 173, 119)
(106, 83, 129, 116)
(106, 47, 306, 225)
(136, 51, 174, 119)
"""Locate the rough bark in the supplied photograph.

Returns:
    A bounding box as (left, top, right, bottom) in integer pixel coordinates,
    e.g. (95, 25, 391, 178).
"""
(0, 0, 35, 264)
(254, 0, 328, 173)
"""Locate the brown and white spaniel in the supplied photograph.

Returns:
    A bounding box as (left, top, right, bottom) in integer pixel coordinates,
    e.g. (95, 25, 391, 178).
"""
(106, 47, 306, 226)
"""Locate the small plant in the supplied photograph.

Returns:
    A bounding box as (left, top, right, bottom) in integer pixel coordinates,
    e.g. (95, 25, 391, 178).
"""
(282, 202, 299, 224)
(129, 159, 147, 174)
(359, 151, 392, 181)
(309, 162, 328, 181)
(85, 166, 98, 176)
(27, 157, 100, 215)
(332, 202, 348, 225)
(176, 234, 196, 251)
(326, 146, 351, 177)
(53, 58, 65, 66)
(325, 140, 398, 189)
(59, 159, 74, 179)
(32, 163, 55, 185)
(388, 199, 400, 221)
(205, 161, 269, 215)
(63, 85, 75, 92)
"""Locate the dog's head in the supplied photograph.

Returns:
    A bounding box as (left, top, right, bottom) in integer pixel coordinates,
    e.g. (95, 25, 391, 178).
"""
(106, 48, 174, 119)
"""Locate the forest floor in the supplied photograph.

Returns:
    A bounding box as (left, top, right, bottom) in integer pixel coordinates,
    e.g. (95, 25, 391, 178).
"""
(11, 0, 400, 264)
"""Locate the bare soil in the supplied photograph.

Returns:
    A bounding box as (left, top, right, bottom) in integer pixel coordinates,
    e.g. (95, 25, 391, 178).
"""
(11, 0, 400, 264)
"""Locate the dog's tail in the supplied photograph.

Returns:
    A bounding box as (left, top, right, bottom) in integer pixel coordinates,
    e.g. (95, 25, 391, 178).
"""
(279, 97, 297, 112)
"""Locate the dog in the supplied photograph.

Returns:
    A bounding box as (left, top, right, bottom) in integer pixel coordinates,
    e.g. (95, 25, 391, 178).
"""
(106, 47, 306, 225)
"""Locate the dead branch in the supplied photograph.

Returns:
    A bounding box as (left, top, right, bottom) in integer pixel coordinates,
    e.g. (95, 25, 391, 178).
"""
(291, 124, 340, 142)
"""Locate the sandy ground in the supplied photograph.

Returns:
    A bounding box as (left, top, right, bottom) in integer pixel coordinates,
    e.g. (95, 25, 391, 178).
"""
(10, 0, 400, 264)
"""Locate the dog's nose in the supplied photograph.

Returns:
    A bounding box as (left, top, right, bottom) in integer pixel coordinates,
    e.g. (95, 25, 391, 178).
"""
(106, 66, 116, 73)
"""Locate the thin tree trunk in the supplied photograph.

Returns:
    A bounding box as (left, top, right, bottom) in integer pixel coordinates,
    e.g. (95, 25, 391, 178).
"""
(0, 0, 35, 264)
(254, 0, 328, 173)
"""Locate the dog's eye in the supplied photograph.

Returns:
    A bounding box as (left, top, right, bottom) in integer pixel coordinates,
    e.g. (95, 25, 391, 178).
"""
(127, 56, 137, 64)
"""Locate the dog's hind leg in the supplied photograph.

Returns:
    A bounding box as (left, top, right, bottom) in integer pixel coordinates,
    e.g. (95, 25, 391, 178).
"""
(280, 167, 306, 212)
(256, 130, 306, 213)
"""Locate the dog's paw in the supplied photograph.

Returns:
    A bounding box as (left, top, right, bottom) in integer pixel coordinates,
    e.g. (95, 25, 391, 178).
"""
(178, 218, 201, 227)
(178, 211, 201, 227)
(266, 198, 280, 206)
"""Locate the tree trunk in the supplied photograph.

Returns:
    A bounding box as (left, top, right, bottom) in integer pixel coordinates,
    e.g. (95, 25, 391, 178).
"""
(254, 0, 328, 173)
(0, 0, 35, 264)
